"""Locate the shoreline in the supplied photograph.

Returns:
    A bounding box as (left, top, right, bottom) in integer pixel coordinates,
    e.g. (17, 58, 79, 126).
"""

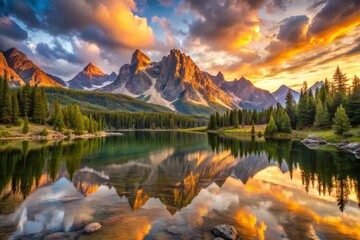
(0, 131, 109, 141)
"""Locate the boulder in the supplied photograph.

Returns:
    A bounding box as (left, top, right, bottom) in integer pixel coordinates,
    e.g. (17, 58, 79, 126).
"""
(83, 223, 101, 234)
(301, 138, 327, 146)
(214, 238, 225, 240)
(307, 135, 323, 141)
(344, 143, 360, 151)
(211, 224, 238, 240)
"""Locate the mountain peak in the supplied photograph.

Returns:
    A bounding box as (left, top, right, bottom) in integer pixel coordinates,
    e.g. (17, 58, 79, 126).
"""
(83, 62, 104, 76)
(4, 47, 28, 61)
(130, 49, 150, 74)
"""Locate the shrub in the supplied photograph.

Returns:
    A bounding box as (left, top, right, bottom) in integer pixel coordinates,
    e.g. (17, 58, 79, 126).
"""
(257, 131, 263, 137)
(342, 132, 354, 138)
(41, 128, 49, 136)
(0, 131, 13, 137)
(64, 130, 71, 136)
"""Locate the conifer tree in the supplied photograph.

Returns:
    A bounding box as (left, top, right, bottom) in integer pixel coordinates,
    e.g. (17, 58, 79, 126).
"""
(1, 78, 13, 123)
(313, 100, 324, 128)
(332, 105, 351, 135)
(12, 94, 19, 124)
(285, 90, 297, 129)
(73, 105, 84, 135)
(234, 111, 239, 128)
(251, 120, 255, 136)
(347, 85, 360, 126)
(281, 112, 292, 133)
(265, 115, 278, 136)
(352, 75, 360, 90)
(23, 115, 29, 134)
(333, 66, 348, 94)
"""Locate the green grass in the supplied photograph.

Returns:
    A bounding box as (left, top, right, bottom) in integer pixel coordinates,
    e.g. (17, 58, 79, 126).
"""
(179, 126, 207, 133)
(0, 130, 14, 137)
(293, 127, 360, 143)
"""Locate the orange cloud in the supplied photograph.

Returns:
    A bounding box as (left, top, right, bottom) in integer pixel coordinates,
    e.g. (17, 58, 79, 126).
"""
(94, 0, 154, 49)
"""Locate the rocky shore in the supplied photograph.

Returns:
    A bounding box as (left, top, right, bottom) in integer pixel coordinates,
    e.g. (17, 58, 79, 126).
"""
(301, 135, 360, 159)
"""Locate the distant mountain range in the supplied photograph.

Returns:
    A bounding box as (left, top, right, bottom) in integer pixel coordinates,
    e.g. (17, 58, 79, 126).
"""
(271, 81, 324, 106)
(0, 47, 325, 114)
(68, 63, 117, 90)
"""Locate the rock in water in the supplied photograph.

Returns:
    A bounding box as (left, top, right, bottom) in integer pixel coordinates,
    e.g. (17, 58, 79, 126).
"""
(83, 223, 101, 233)
(44, 232, 68, 240)
(211, 224, 238, 240)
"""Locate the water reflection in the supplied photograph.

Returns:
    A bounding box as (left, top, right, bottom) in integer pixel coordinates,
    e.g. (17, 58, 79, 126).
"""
(0, 132, 359, 239)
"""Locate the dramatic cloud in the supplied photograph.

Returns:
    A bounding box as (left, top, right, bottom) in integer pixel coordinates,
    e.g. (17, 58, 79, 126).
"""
(0, 16, 28, 40)
(278, 15, 309, 43)
(182, 0, 262, 51)
(36, 40, 81, 64)
(2, 0, 155, 50)
(308, 0, 360, 38)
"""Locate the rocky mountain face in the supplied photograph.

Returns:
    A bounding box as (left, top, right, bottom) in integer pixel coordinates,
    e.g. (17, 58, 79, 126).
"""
(68, 63, 117, 90)
(100, 49, 234, 114)
(0, 51, 25, 86)
(207, 73, 277, 110)
(3, 48, 65, 87)
(272, 84, 300, 106)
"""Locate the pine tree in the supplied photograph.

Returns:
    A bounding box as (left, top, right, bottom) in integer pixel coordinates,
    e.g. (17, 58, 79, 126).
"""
(265, 115, 278, 136)
(332, 105, 351, 135)
(333, 66, 348, 94)
(234, 111, 239, 128)
(352, 75, 360, 89)
(11, 94, 19, 124)
(281, 112, 292, 133)
(23, 115, 29, 134)
(1, 78, 13, 123)
(251, 120, 255, 136)
(285, 90, 297, 129)
(73, 105, 84, 135)
(347, 85, 360, 126)
(314, 99, 324, 128)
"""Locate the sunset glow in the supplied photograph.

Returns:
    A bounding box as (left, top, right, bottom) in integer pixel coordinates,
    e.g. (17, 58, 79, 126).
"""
(0, 0, 358, 91)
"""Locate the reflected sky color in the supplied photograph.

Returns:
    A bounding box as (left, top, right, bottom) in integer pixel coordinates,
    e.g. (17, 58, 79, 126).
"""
(0, 132, 359, 239)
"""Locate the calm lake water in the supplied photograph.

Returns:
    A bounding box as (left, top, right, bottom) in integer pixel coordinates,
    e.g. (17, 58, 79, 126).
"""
(0, 132, 360, 240)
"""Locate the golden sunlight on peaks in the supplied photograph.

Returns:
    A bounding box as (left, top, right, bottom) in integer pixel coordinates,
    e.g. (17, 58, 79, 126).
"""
(94, 0, 154, 49)
(236, 208, 267, 240)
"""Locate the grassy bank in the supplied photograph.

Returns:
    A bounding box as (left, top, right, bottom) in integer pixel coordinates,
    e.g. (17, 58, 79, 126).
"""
(0, 123, 105, 140)
(206, 124, 360, 143)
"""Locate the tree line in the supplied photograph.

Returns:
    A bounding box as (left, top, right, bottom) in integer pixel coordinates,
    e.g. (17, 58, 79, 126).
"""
(208, 67, 359, 136)
(0, 76, 206, 134)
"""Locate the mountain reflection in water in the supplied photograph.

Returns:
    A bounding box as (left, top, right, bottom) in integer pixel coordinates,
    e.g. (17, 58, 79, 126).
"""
(0, 132, 359, 240)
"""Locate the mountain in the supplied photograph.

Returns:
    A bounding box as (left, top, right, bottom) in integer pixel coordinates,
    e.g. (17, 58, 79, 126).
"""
(207, 73, 277, 110)
(99, 49, 234, 115)
(309, 81, 324, 93)
(3, 48, 64, 87)
(45, 87, 172, 113)
(0, 51, 25, 86)
(68, 63, 117, 90)
(272, 84, 300, 106)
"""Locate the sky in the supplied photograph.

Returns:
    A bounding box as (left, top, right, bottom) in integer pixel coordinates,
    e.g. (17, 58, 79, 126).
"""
(0, 0, 359, 91)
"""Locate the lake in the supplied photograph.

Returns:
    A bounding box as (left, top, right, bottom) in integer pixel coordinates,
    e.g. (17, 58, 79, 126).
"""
(0, 132, 360, 240)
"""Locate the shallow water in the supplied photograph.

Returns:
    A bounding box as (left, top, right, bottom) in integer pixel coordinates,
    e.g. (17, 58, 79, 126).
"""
(0, 132, 360, 240)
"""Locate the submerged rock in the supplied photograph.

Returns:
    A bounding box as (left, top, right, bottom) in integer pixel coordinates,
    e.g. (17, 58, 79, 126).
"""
(166, 226, 182, 235)
(44, 232, 67, 240)
(211, 224, 238, 240)
(83, 223, 101, 234)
